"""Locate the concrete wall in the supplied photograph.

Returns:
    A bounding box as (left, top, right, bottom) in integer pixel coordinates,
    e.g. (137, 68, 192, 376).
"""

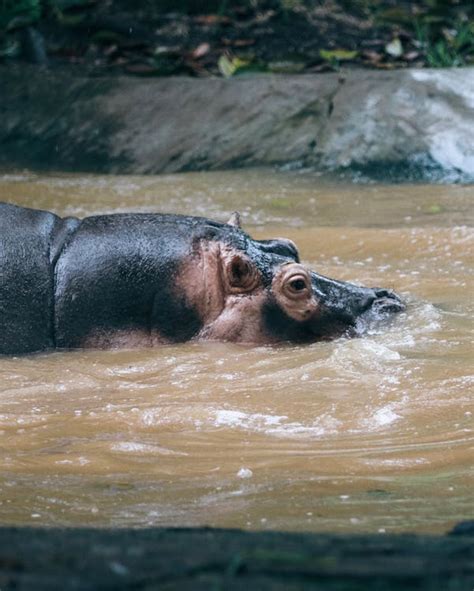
(1, 66, 473, 180)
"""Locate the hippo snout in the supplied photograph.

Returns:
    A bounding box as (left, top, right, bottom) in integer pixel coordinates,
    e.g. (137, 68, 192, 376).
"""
(308, 272, 404, 336)
(351, 288, 405, 317)
(369, 289, 405, 315)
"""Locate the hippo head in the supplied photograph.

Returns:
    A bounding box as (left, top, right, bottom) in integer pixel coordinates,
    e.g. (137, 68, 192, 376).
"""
(180, 213, 405, 345)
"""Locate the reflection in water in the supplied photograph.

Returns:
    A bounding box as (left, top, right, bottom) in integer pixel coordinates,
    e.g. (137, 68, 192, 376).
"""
(0, 170, 472, 533)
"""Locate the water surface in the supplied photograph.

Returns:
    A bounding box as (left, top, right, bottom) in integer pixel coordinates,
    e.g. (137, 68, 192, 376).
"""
(0, 169, 472, 533)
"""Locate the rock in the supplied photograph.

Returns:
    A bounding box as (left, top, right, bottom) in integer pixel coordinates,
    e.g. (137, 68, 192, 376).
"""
(449, 520, 474, 536)
(0, 526, 473, 590)
(0, 65, 473, 181)
(318, 69, 474, 180)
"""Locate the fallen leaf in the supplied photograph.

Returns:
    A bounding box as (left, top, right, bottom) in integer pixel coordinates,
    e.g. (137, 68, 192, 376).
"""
(154, 46, 181, 56)
(233, 39, 255, 47)
(192, 43, 210, 59)
(362, 50, 383, 63)
(221, 38, 256, 48)
(319, 49, 358, 61)
(218, 54, 235, 77)
(195, 14, 231, 26)
(218, 54, 267, 77)
(374, 62, 396, 69)
(385, 38, 403, 57)
(218, 54, 249, 77)
(404, 51, 420, 61)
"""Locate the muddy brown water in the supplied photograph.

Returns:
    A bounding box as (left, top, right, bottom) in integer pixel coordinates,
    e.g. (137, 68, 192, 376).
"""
(0, 169, 472, 534)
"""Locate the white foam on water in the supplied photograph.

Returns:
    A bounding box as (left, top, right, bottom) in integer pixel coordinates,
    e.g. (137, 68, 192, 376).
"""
(357, 340, 401, 362)
(371, 406, 401, 428)
(412, 303, 442, 331)
(110, 441, 188, 456)
(366, 457, 430, 468)
(55, 457, 90, 466)
(213, 409, 340, 439)
(214, 410, 287, 428)
(328, 339, 401, 377)
(237, 467, 253, 479)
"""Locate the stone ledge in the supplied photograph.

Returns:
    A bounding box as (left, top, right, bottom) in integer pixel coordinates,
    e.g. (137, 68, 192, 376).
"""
(1, 66, 473, 181)
(0, 525, 473, 590)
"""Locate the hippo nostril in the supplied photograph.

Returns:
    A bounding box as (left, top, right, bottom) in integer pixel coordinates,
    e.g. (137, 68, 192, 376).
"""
(374, 288, 402, 301)
(354, 288, 405, 316)
(371, 290, 405, 314)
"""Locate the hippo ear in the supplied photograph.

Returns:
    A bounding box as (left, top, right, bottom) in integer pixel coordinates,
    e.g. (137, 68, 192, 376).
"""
(225, 254, 260, 293)
(257, 238, 300, 263)
(227, 211, 242, 229)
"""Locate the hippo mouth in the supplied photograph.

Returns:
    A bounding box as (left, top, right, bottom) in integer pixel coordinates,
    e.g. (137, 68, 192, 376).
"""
(350, 289, 406, 336)
(369, 290, 406, 315)
(308, 272, 406, 340)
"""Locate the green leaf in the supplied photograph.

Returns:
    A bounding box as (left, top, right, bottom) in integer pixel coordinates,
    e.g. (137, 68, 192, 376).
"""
(218, 54, 255, 77)
(218, 55, 235, 77)
(0, 0, 41, 31)
(319, 49, 358, 62)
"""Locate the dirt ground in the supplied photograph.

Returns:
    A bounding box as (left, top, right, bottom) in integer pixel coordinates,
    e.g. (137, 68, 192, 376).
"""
(1, 0, 473, 76)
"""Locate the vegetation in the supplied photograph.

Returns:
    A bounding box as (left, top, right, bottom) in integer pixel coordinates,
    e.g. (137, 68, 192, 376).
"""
(0, 0, 40, 31)
(0, 0, 473, 74)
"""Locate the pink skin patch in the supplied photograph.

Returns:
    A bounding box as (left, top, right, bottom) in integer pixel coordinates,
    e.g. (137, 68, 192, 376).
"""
(179, 242, 322, 345)
(178, 239, 272, 344)
(80, 243, 321, 349)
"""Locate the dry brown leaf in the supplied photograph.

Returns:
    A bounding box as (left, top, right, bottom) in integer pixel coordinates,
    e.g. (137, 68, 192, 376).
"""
(404, 51, 420, 61)
(194, 15, 231, 26)
(192, 43, 210, 59)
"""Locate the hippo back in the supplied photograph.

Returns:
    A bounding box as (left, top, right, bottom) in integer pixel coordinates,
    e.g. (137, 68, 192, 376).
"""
(0, 206, 242, 352)
(0, 203, 61, 354)
(53, 214, 213, 348)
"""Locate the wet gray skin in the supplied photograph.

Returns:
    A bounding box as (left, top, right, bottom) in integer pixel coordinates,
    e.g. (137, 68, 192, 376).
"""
(308, 272, 405, 339)
(259, 254, 405, 344)
(251, 229, 405, 343)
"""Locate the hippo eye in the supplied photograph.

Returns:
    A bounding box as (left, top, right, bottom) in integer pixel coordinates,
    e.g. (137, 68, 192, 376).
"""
(283, 273, 311, 299)
(290, 278, 307, 292)
(286, 275, 310, 296)
(273, 264, 318, 320)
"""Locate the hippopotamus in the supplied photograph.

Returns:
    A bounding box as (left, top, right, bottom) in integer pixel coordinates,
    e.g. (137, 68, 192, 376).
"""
(0, 202, 404, 355)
